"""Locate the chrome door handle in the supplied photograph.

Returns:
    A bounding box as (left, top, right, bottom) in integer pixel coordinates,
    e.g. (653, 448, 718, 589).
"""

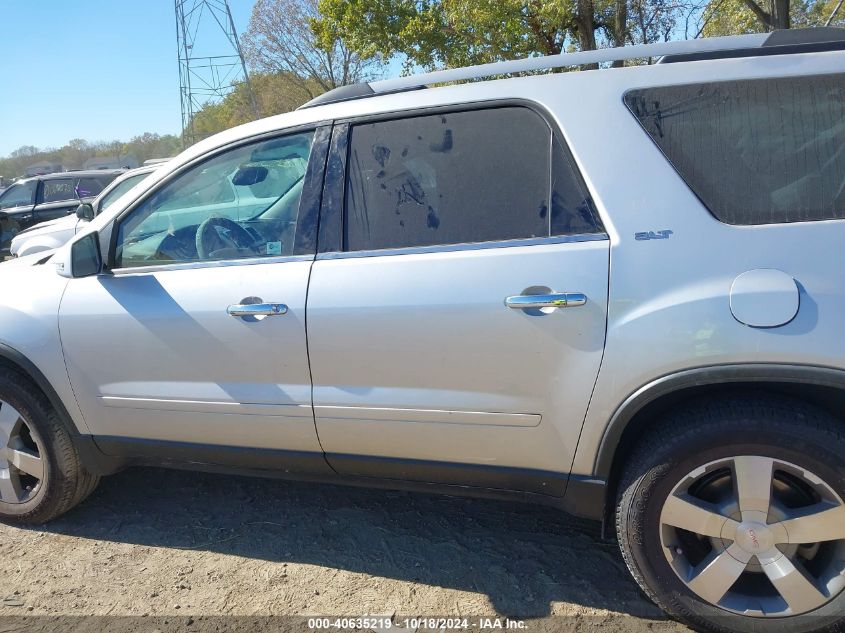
(505, 293, 587, 310)
(227, 303, 288, 317)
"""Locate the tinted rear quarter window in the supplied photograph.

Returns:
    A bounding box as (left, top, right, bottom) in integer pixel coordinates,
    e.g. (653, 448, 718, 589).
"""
(76, 177, 110, 198)
(625, 74, 845, 225)
(344, 107, 601, 251)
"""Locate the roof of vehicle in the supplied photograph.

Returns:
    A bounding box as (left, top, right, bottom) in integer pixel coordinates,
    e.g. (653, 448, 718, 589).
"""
(301, 27, 845, 109)
(16, 169, 125, 185)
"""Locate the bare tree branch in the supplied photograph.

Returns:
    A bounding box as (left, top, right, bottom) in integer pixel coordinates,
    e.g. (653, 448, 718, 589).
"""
(242, 0, 381, 96)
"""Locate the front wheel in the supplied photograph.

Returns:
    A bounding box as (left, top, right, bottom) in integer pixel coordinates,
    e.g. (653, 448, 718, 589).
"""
(0, 369, 99, 523)
(616, 396, 845, 633)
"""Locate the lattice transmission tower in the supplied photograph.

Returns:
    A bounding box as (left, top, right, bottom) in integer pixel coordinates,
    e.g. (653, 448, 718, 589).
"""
(175, 0, 258, 146)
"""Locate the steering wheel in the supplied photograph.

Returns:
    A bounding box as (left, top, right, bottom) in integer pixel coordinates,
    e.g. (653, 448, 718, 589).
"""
(195, 217, 255, 260)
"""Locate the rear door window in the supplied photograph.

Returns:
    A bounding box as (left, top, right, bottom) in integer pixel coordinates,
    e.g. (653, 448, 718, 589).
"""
(343, 107, 601, 252)
(625, 73, 845, 225)
(41, 179, 76, 203)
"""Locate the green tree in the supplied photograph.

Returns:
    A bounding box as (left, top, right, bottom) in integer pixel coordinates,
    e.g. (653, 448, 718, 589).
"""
(813, 0, 845, 25)
(122, 133, 183, 163)
(699, 0, 770, 35)
(699, 0, 843, 35)
(313, 0, 578, 70)
(9, 146, 39, 159)
(189, 71, 329, 139)
(0, 134, 183, 182)
(741, 0, 791, 29)
(313, 0, 686, 73)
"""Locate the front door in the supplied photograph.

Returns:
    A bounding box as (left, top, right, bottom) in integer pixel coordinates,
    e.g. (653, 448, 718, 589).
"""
(0, 181, 37, 255)
(60, 128, 328, 466)
(307, 106, 610, 493)
(33, 200, 80, 225)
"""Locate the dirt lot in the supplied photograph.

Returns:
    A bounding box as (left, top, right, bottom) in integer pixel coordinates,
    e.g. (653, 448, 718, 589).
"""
(0, 467, 688, 632)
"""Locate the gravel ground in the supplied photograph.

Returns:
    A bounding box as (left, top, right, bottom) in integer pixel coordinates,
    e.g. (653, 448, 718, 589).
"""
(0, 467, 689, 632)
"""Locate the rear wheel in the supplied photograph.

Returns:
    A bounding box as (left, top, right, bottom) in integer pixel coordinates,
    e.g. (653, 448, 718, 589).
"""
(616, 396, 845, 633)
(0, 369, 99, 523)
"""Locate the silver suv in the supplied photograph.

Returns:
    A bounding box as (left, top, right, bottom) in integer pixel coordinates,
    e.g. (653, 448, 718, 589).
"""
(1, 29, 844, 633)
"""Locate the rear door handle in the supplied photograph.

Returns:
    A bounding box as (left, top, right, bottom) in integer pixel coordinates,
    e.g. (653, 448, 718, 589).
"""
(227, 303, 288, 317)
(505, 293, 587, 310)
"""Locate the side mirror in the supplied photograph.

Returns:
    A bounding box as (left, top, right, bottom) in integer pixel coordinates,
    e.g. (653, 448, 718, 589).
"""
(56, 232, 102, 278)
(76, 202, 95, 221)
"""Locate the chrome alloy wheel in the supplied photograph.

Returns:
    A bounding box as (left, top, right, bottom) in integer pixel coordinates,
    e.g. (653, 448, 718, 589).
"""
(660, 455, 845, 616)
(0, 399, 45, 504)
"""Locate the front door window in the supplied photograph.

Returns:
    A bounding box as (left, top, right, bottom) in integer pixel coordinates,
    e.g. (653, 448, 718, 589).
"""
(0, 182, 36, 210)
(114, 132, 315, 268)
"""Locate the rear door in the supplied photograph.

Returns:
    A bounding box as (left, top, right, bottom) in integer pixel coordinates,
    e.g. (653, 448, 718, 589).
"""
(307, 105, 610, 493)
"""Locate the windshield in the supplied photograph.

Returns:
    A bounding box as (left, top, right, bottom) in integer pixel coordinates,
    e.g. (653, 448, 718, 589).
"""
(97, 171, 152, 214)
(0, 181, 36, 210)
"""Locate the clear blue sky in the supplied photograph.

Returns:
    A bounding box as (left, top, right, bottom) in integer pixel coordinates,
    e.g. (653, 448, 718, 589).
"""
(0, 0, 259, 157)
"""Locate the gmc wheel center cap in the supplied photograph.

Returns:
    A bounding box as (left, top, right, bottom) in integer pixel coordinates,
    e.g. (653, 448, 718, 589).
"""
(720, 510, 788, 564)
(734, 521, 774, 554)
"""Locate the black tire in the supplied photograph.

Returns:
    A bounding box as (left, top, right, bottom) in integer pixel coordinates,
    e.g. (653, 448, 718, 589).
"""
(73, 471, 101, 506)
(616, 395, 845, 633)
(0, 368, 99, 524)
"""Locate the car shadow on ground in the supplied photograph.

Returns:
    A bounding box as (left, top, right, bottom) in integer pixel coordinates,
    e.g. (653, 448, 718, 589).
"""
(42, 467, 665, 620)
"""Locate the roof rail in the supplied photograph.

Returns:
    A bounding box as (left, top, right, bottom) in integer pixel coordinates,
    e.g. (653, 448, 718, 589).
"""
(660, 26, 845, 62)
(300, 28, 845, 108)
(300, 83, 374, 108)
(298, 83, 424, 110)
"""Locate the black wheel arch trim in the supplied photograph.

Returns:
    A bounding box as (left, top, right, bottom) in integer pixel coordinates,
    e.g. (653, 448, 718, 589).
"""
(594, 363, 845, 481)
(0, 341, 121, 474)
(0, 342, 77, 432)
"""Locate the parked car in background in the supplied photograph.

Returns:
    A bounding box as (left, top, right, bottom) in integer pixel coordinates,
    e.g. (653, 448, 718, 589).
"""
(0, 170, 123, 259)
(9, 165, 159, 258)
